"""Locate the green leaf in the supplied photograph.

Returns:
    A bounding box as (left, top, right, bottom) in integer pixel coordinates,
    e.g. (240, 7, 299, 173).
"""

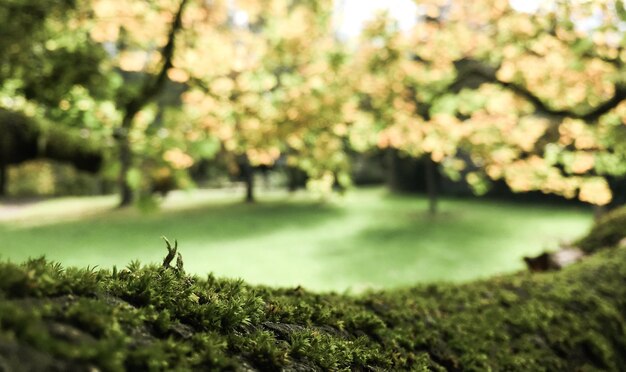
(193, 137, 221, 158)
(617, 0, 626, 21)
(126, 168, 142, 190)
(430, 94, 458, 116)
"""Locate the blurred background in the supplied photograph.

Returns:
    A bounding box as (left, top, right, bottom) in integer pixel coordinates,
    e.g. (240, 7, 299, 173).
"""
(1, 0, 625, 292)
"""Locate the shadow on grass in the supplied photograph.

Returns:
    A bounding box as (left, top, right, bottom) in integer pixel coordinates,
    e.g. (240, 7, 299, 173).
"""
(314, 199, 593, 290)
(316, 213, 508, 288)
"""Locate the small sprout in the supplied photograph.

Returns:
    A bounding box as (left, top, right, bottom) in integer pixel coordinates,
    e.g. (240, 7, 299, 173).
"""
(162, 236, 186, 275)
(162, 236, 178, 269)
(176, 252, 184, 273)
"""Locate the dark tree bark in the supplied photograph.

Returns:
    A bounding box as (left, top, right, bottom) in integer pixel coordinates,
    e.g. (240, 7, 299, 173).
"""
(287, 166, 298, 193)
(241, 157, 255, 203)
(425, 156, 438, 216)
(245, 174, 255, 203)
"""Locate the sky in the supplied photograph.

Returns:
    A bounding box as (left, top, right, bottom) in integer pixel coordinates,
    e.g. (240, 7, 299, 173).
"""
(334, 0, 419, 38)
(335, 0, 546, 39)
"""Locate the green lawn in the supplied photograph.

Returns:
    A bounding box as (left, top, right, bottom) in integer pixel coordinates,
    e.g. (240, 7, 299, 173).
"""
(0, 188, 593, 292)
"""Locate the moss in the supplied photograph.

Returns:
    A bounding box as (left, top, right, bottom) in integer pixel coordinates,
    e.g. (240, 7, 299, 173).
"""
(0, 242, 625, 370)
(577, 205, 626, 253)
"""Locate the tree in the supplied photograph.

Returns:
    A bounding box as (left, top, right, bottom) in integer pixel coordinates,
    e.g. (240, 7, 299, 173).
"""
(8, 0, 626, 210)
(350, 13, 463, 215)
(445, 0, 626, 207)
(349, 0, 626, 209)
(179, 0, 354, 202)
(0, 0, 109, 195)
(86, 0, 198, 206)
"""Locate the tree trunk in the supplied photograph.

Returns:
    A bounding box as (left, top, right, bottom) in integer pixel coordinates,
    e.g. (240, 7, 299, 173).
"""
(117, 122, 134, 207)
(425, 156, 438, 216)
(594, 205, 608, 221)
(287, 166, 298, 193)
(0, 163, 6, 197)
(246, 174, 254, 203)
(386, 148, 399, 191)
(115, 0, 189, 208)
(241, 156, 255, 203)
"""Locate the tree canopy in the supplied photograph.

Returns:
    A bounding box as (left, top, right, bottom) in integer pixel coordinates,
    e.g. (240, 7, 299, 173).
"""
(2, 0, 626, 206)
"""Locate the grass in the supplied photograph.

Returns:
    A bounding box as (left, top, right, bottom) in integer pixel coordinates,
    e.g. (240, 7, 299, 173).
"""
(0, 187, 593, 292)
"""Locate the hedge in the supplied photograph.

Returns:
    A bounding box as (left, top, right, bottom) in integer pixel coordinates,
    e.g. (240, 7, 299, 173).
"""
(0, 222, 625, 371)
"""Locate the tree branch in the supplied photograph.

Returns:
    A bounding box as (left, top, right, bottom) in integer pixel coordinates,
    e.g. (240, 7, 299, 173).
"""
(121, 0, 189, 128)
(453, 58, 626, 122)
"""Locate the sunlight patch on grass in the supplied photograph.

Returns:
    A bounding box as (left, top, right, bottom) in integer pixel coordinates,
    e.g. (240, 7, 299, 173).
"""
(0, 188, 593, 291)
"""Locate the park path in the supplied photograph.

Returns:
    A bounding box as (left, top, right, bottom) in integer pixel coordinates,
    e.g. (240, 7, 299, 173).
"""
(0, 196, 116, 224)
(0, 199, 45, 221)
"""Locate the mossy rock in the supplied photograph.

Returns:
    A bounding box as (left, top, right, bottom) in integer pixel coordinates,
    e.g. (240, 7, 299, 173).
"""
(0, 242, 625, 371)
(577, 205, 626, 253)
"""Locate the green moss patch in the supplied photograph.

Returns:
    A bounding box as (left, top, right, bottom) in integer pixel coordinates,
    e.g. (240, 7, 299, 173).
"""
(577, 206, 626, 253)
(0, 240, 625, 371)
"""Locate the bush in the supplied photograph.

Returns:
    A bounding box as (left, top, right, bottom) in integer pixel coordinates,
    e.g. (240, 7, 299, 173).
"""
(1, 231, 626, 370)
(7, 160, 101, 197)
